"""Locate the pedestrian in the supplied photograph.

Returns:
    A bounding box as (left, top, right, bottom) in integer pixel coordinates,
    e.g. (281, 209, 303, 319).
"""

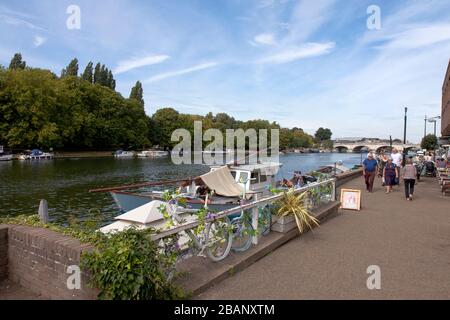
(383, 156, 399, 194)
(391, 148, 403, 185)
(363, 152, 378, 193)
(378, 152, 389, 186)
(402, 158, 417, 201)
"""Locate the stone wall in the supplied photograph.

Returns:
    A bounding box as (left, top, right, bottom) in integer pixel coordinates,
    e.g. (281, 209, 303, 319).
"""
(335, 168, 363, 187)
(0, 224, 98, 299)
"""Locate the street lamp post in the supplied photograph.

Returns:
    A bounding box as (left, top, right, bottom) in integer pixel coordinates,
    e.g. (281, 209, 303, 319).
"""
(424, 115, 427, 139)
(403, 107, 408, 165)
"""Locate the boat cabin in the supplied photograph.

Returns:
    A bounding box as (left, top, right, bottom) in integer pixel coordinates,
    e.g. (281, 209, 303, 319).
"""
(210, 162, 281, 193)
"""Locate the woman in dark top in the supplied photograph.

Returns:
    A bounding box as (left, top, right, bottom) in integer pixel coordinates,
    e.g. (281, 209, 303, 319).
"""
(383, 157, 399, 194)
(378, 152, 389, 185)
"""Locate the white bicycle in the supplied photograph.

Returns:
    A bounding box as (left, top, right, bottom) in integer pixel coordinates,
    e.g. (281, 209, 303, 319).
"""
(165, 193, 233, 262)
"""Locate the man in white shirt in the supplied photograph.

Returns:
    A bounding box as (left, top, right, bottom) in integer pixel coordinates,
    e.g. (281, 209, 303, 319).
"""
(391, 148, 403, 166)
(391, 148, 403, 185)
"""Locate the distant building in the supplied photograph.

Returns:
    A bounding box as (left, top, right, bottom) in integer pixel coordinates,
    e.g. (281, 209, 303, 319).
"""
(442, 59, 450, 138)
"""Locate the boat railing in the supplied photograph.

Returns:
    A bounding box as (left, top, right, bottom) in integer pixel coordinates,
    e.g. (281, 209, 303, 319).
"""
(151, 178, 337, 245)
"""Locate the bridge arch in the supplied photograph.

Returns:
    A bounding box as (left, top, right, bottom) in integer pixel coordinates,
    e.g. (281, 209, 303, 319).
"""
(352, 145, 369, 153)
(335, 146, 348, 153)
(375, 145, 392, 154)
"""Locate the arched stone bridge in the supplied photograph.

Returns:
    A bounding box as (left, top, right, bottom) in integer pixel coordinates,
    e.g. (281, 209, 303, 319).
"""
(334, 142, 419, 153)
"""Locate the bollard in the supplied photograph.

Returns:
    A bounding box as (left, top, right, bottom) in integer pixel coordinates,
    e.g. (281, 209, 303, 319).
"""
(38, 199, 49, 223)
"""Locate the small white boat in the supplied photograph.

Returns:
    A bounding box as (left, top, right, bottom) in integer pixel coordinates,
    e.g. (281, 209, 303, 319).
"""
(202, 149, 233, 155)
(136, 150, 169, 158)
(19, 149, 53, 160)
(0, 146, 12, 161)
(114, 150, 135, 158)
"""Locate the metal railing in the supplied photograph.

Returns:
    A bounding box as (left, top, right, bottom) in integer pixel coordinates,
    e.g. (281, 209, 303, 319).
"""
(151, 178, 337, 244)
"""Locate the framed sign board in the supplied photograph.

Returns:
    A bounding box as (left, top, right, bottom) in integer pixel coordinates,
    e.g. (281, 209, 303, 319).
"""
(340, 189, 361, 211)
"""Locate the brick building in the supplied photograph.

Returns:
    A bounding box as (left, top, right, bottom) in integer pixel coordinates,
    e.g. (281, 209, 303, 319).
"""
(442, 59, 450, 138)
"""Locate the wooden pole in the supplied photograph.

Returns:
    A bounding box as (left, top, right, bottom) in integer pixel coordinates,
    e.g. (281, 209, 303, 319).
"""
(89, 177, 194, 193)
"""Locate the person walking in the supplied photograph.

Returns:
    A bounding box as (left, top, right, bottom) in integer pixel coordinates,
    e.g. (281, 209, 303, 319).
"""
(378, 152, 389, 186)
(383, 156, 399, 194)
(402, 158, 417, 201)
(363, 152, 378, 193)
(391, 148, 403, 186)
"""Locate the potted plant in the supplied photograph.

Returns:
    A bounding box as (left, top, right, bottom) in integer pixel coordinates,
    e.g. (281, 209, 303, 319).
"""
(272, 190, 319, 234)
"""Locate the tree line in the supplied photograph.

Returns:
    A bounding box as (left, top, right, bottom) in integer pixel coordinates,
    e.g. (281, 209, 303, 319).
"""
(0, 53, 332, 151)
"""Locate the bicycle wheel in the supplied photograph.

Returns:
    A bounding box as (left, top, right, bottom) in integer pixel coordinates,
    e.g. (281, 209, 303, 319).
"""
(258, 205, 272, 236)
(205, 216, 233, 262)
(231, 217, 253, 253)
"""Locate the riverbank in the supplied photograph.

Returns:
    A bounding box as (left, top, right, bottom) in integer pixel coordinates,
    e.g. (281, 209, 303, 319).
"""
(53, 151, 114, 159)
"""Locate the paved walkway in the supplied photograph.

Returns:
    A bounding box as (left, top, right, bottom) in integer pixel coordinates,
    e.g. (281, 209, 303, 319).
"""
(198, 176, 450, 299)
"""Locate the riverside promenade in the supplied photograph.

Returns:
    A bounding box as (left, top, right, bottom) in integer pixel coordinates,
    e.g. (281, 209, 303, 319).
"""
(198, 176, 450, 300)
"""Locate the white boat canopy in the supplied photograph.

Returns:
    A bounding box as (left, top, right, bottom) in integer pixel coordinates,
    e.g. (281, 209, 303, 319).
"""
(200, 166, 244, 197)
(98, 200, 168, 233)
(114, 200, 167, 224)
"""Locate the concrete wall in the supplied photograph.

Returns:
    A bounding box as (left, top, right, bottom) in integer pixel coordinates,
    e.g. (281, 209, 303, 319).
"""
(0, 224, 98, 299)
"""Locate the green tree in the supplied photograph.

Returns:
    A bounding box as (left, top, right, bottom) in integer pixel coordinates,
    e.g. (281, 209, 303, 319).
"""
(9, 53, 26, 70)
(152, 108, 181, 149)
(314, 127, 332, 142)
(107, 70, 116, 90)
(99, 64, 108, 86)
(93, 63, 101, 84)
(81, 62, 94, 83)
(61, 58, 79, 77)
(0, 67, 150, 150)
(129, 81, 144, 106)
(421, 134, 438, 150)
(322, 139, 334, 150)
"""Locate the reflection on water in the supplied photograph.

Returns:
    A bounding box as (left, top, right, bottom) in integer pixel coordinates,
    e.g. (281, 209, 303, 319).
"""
(0, 153, 365, 224)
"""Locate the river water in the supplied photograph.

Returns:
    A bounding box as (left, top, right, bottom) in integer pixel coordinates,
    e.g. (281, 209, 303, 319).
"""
(0, 153, 365, 224)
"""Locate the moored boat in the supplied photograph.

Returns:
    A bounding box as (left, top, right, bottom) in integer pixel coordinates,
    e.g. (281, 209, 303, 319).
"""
(114, 150, 135, 158)
(0, 145, 12, 161)
(90, 162, 282, 213)
(136, 149, 169, 158)
(18, 149, 53, 160)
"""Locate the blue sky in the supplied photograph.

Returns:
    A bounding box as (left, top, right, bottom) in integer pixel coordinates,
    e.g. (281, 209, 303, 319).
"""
(1, 0, 449, 143)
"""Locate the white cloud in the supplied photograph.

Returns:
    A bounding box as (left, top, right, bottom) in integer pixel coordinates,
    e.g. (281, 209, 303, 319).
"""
(257, 42, 335, 64)
(284, 0, 337, 44)
(113, 54, 170, 74)
(145, 62, 218, 83)
(252, 33, 276, 46)
(378, 24, 450, 50)
(0, 13, 45, 31)
(33, 35, 46, 48)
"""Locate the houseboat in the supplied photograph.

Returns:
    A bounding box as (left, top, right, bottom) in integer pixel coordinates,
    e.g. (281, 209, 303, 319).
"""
(92, 162, 282, 213)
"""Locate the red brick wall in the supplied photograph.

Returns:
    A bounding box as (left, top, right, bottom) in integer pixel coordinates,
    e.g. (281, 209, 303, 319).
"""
(0, 226, 7, 281)
(0, 224, 99, 299)
(442, 62, 450, 137)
